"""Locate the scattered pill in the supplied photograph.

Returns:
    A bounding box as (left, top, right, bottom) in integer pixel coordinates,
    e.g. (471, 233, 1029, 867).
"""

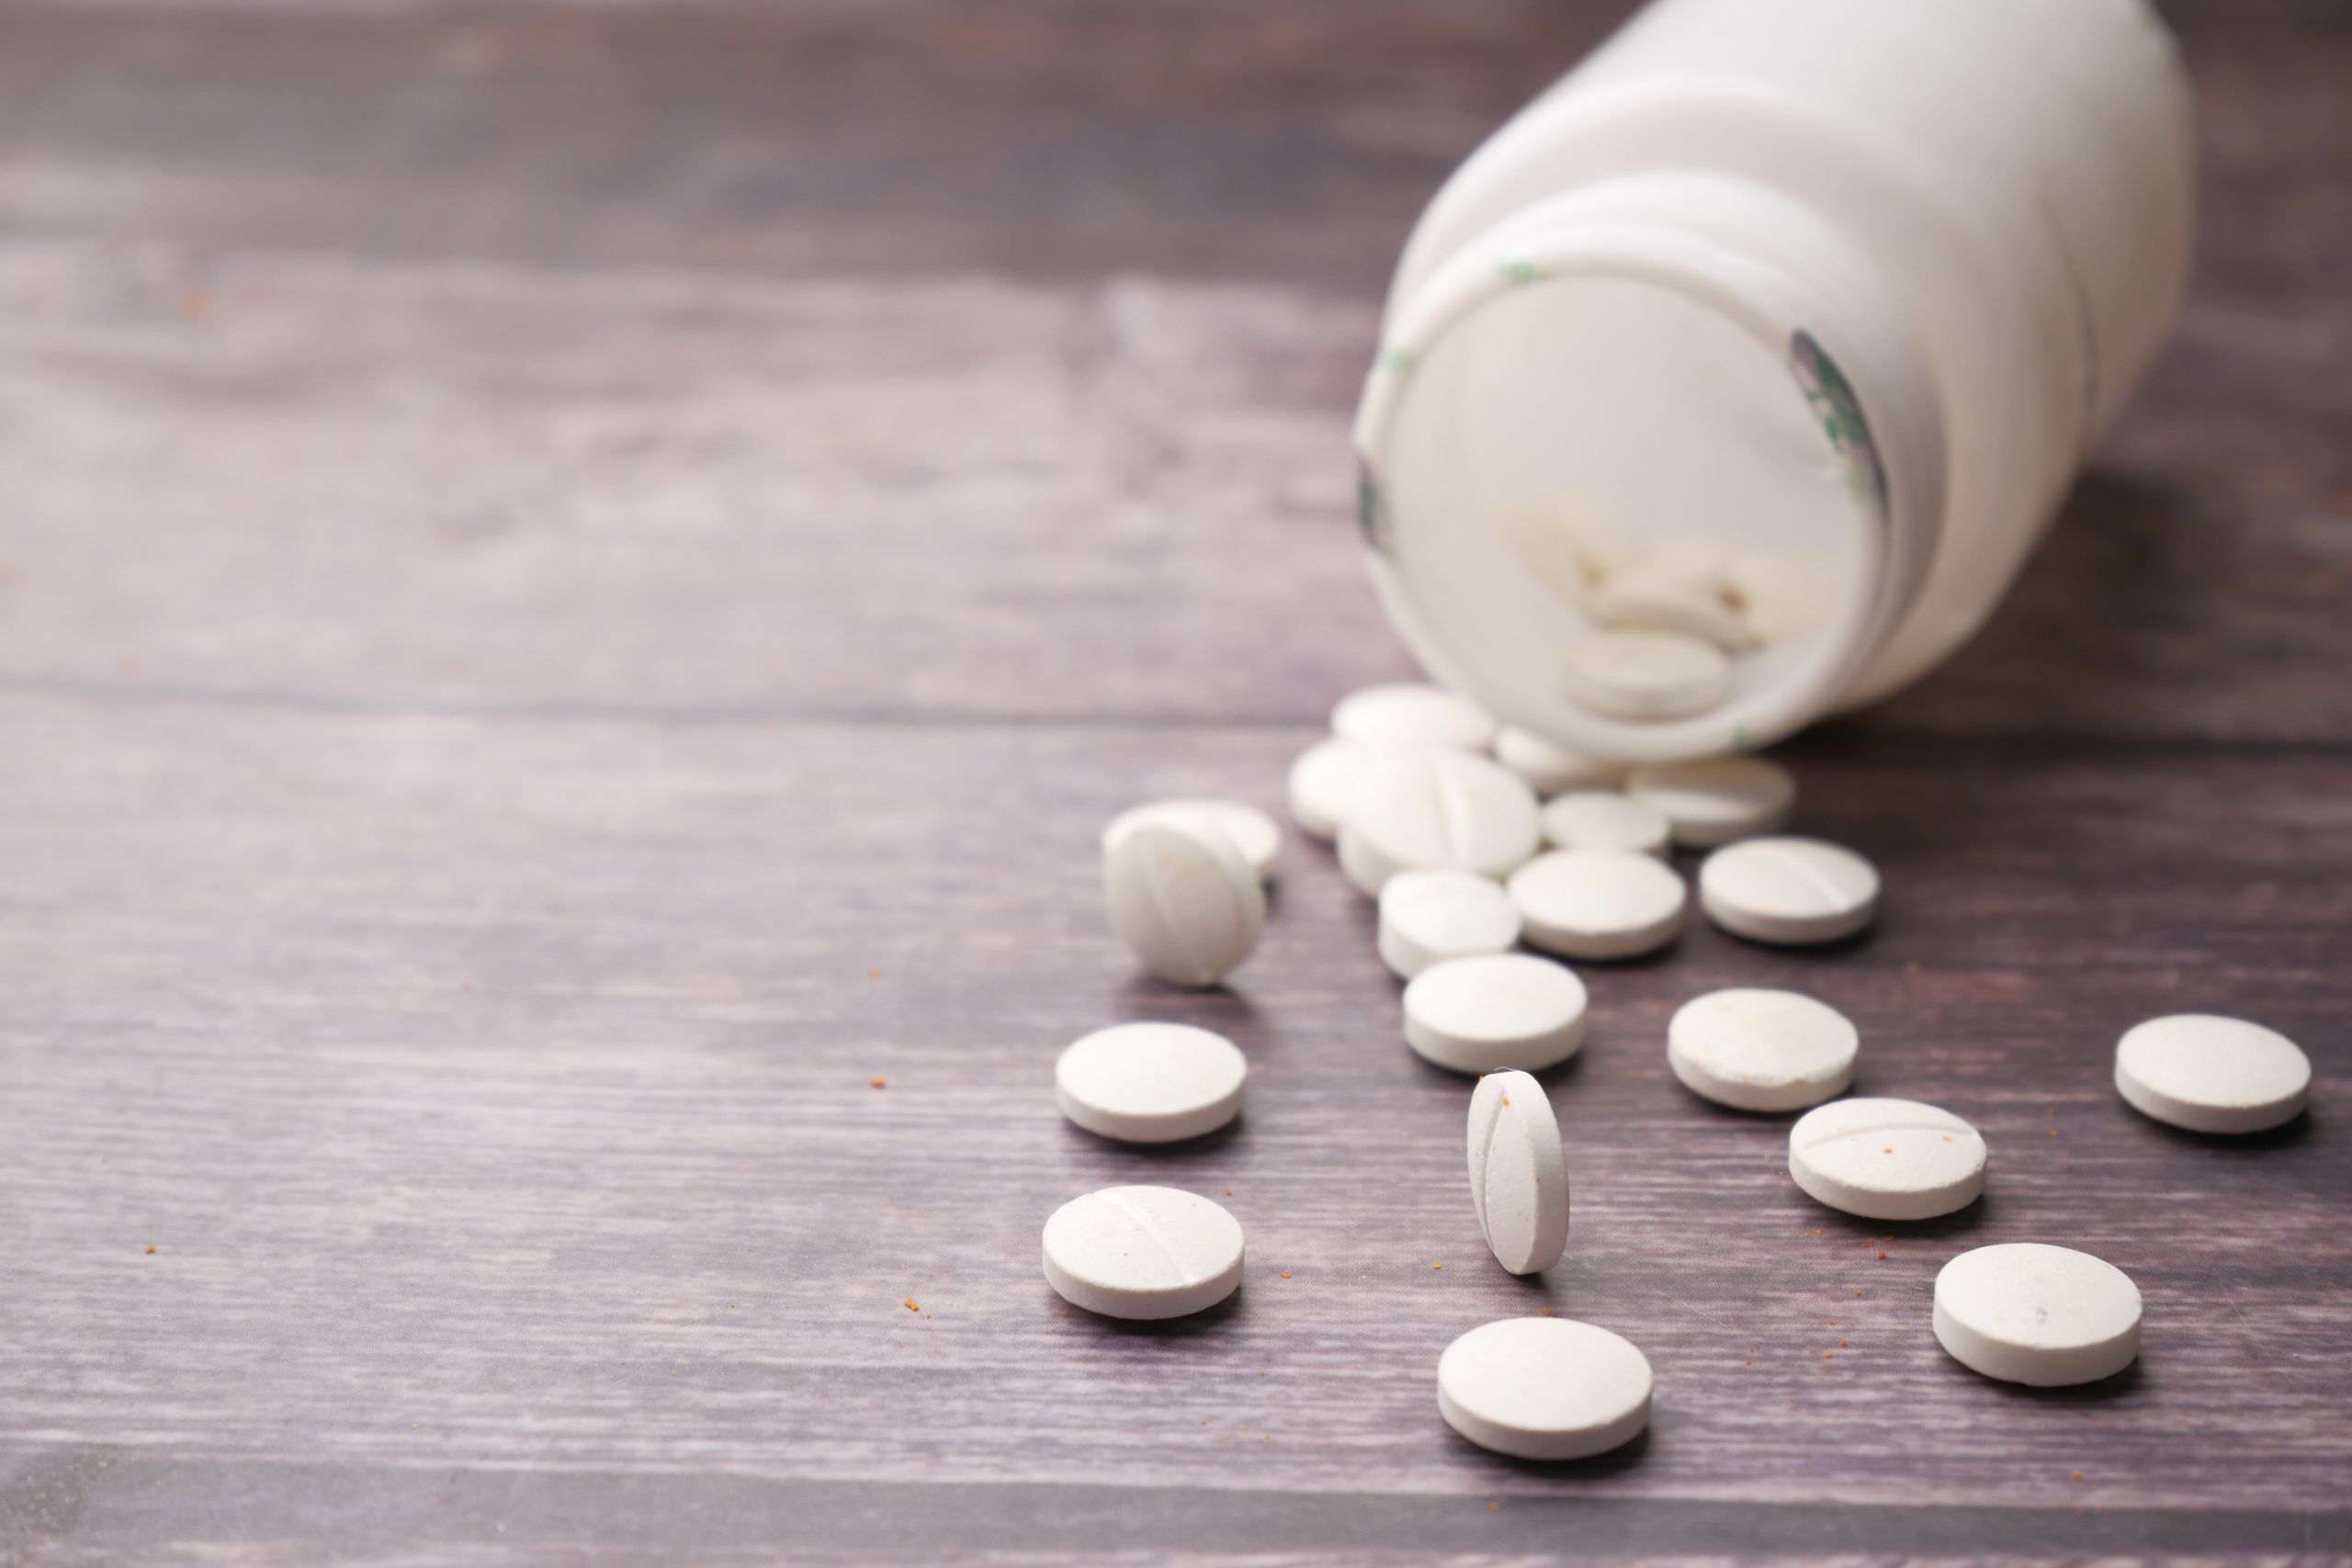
(2114, 1014, 2312, 1134)
(1625, 756, 1796, 847)
(1493, 727, 1628, 795)
(1055, 1022, 1247, 1144)
(1041, 1186, 1244, 1321)
(868, 1076, 887, 1089)
(1286, 738, 1373, 842)
(1338, 750, 1540, 896)
(1540, 790, 1671, 858)
(1668, 988, 1858, 1111)
(1437, 1317, 1653, 1461)
(1932, 1243, 2141, 1387)
(1330, 682, 1497, 752)
(1467, 1070, 1569, 1275)
(1377, 869, 1521, 980)
(1403, 953, 1588, 1075)
(1102, 817, 1265, 987)
(1699, 836, 1880, 945)
(1102, 799, 1281, 884)
(1563, 628, 1732, 720)
(1508, 849, 1686, 960)
(1788, 1098, 1986, 1219)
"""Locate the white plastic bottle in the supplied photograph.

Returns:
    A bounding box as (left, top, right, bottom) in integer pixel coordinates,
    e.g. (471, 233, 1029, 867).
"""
(1352, 0, 2194, 761)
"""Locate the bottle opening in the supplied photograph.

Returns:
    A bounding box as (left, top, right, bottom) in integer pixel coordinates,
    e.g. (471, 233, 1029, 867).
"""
(1356, 208, 1925, 761)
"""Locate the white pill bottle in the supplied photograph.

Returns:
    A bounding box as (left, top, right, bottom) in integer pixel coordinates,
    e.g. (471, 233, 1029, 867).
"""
(1353, 0, 2194, 761)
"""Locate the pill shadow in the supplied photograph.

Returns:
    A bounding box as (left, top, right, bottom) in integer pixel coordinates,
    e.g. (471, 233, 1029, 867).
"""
(1800, 1193, 1995, 1239)
(1057, 1115, 1245, 1158)
(2123, 1106, 2314, 1153)
(1400, 1049, 1587, 1092)
(1049, 1285, 1247, 1337)
(1961, 1358, 2145, 1405)
(1701, 924, 1879, 961)
(1446, 1425, 1653, 1475)
(1110, 977, 1269, 1037)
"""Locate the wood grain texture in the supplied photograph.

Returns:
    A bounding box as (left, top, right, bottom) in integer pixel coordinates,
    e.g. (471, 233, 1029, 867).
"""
(0, 0, 2348, 1562)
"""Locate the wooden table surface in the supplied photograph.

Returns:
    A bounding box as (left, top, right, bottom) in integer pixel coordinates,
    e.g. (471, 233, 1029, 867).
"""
(2, 1, 2347, 1562)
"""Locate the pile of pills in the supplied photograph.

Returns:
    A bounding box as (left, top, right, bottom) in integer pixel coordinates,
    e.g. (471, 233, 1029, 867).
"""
(1044, 680, 2315, 1458)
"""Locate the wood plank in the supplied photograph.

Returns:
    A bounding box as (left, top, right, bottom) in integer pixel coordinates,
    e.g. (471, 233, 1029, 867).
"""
(0, 695, 2345, 1560)
(2, 242, 2349, 743)
(1, 0, 2348, 1560)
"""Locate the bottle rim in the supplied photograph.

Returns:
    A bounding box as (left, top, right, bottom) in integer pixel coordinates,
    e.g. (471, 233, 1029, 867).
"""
(1352, 180, 1946, 761)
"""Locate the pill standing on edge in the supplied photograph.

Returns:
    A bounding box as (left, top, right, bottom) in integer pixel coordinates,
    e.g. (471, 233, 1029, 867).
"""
(1467, 1070, 1569, 1275)
(1330, 682, 1498, 753)
(1788, 1097, 1986, 1220)
(1102, 817, 1264, 987)
(1101, 798, 1282, 885)
(2114, 1014, 2312, 1134)
(1562, 628, 1732, 720)
(1493, 727, 1629, 795)
(1377, 869, 1521, 980)
(1668, 987, 1858, 1111)
(1625, 756, 1796, 847)
(1699, 835, 1880, 945)
(1403, 953, 1588, 1075)
(1437, 1318, 1653, 1461)
(1540, 790, 1672, 858)
(1508, 849, 1686, 960)
(1287, 738, 1374, 843)
(1055, 1023, 1248, 1145)
(1932, 1243, 2141, 1387)
(1338, 750, 1541, 897)
(1041, 1186, 1245, 1321)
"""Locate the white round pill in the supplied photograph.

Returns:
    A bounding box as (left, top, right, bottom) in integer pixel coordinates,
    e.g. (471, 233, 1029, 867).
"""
(1562, 629, 1731, 721)
(1102, 798, 1281, 884)
(1508, 849, 1686, 961)
(1041, 1186, 1245, 1321)
(1467, 1070, 1568, 1275)
(1338, 750, 1541, 897)
(1377, 870, 1521, 981)
(1699, 835, 1880, 945)
(1540, 790, 1671, 858)
(1055, 1023, 1248, 1145)
(1788, 1097, 1986, 1220)
(1932, 1243, 2142, 1387)
(1330, 682, 1497, 752)
(1403, 953, 1587, 1075)
(2114, 1014, 2312, 1134)
(1286, 738, 1372, 843)
(1493, 727, 1628, 795)
(1102, 817, 1265, 987)
(1437, 1317, 1652, 1461)
(1668, 987, 1858, 1111)
(1626, 756, 1796, 847)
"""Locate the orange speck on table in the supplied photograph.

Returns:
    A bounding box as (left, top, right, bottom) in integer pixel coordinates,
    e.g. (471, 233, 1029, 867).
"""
(869, 1077, 888, 1089)
(903, 1297, 920, 1312)
(144, 1245, 156, 1255)
(1280, 1271, 1293, 1280)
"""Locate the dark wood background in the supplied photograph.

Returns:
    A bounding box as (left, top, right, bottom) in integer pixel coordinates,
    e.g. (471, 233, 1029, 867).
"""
(1, 1, 2346, 1562)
